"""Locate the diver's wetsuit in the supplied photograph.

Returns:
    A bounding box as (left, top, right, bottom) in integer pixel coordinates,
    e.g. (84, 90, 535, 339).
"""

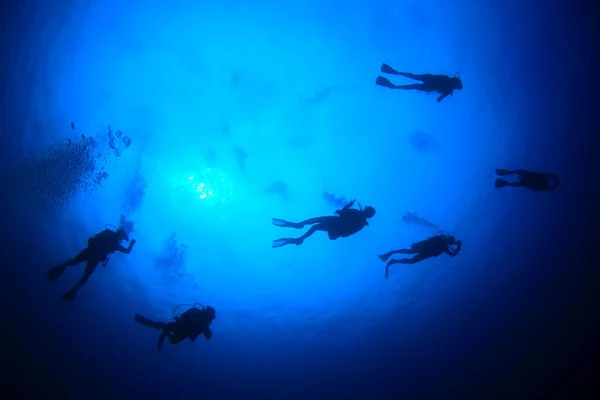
(376, 63, 463, 102)
(271, 200, 376, 247)
(47, 229, 135, 301)
(495, 169, 560, 191)
(134, 306, 215, 352)
(379, 235, 461, 279)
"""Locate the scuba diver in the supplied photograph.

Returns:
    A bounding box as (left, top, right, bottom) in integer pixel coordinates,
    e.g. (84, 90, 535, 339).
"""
(495, 169, 560, 191)
(271, 199, 376, 248)
(379, 233, 462, 279)
(133, 304, 216, 352)
(375, 63, 463, 103)
(46, 226, 136, 302)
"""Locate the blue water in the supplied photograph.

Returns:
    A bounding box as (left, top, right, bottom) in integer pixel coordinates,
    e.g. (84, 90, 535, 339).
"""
(1, 0, 597, 398)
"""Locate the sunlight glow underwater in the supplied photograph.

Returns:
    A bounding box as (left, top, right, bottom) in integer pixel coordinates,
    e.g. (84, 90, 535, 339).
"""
(171, 168, 233, 204)
(15, 0, 478, 336)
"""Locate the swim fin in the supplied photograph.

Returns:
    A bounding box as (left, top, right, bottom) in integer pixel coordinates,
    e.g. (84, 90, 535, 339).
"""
(272, 218, 290, 227)
(495, 169, 513, 176)
(495, 178, 509, 188)
(376, 76, 397, 89)
(380, 63, 399, 75)
(272, 238, 289, 248)
(47, 265, 67, 281)
(157, 331, 167, 352)
(378, 253, 391, 262)
(272, 218, 303, 228)
(134, 313, 165, 329)
(61, 289, 76, 302)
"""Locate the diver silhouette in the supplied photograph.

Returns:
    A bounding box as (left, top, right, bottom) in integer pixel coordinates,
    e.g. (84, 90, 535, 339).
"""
(46, 227, 136, 302)
(134, 304, 216, 352)
(271, 199, 376, 248)
(379, 233, 462, 279)
(376, 63, 463, 103)
(495, 169, 560, 191)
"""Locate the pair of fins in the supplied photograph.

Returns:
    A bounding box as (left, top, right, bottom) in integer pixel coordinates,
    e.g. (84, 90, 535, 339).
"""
(376, 63, 404, 89)
(271, 218, 304, 248)
(495, 169, 516, 188)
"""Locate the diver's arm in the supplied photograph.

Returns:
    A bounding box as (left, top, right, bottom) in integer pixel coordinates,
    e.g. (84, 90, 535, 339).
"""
(116, 239, 136, 254)
(343, 199, 356, 210)
(445, 241, 462, 256)
(203, 327, 213, 340)
(437, 92, 450, 103)
(335, 199, 356, 215)
(444, 248, 457, 256)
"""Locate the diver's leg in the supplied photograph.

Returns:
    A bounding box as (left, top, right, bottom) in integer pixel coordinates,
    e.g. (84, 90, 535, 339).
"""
(378, 248, 417, 262)
(286, 224, 327, 245)
(158, 331, 167, 352)
(273, 220, 333, 247)
(396, 72, 434, 81)
(272, 216, 334, 229)
(385, 254, 427, 277)
(495, 169, 515, 176)
(298, 216, 336, 226)
(507, 182, 530, 188)
(166, 332, 186, 345)
(48, 249, 91, 281)
(385, 259, 404, 279)
(272, 218, 304, 229)
(396, 255, 425, 264)
(134, 314, 166, 329)
(61, 260, 99, 301)
(62, 249, 90, 267)
(393, 84, 426, 91)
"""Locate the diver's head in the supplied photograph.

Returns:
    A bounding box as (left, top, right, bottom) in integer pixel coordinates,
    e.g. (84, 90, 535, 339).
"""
(447, 235, 456, 244)
(204, 306, 216, 320)
(364, 206, 376, 218)
(452, 77, 463, 90)
(116, 228, 129, 242)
